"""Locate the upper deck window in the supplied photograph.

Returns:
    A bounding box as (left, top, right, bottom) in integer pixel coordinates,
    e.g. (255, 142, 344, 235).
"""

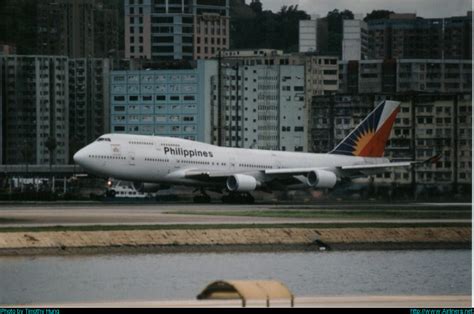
(97, 137, 111, 142)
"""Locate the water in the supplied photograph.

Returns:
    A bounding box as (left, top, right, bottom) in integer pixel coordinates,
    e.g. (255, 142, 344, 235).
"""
(0, 250, 471, 305)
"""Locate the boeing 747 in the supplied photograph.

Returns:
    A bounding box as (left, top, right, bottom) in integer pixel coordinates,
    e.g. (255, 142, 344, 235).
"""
(74, 100, 425, 203)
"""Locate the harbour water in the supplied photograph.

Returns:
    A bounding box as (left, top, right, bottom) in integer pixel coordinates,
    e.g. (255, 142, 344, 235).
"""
(1, 250, 471, 305)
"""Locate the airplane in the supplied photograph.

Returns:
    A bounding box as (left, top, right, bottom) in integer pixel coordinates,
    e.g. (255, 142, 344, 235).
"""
(73, 100, 424, 203)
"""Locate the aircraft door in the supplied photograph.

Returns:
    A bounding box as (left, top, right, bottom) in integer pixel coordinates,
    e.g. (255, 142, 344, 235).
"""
(229, 157, 236, 169)
(272, 153, 282, 169)
(128, 152, 135, 166)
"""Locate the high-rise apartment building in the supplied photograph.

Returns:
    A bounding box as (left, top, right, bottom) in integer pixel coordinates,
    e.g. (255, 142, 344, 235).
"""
(219, 50, 338, 150)
(367, 12, 472, 60)
(110, 60, 217, 143)
(342, 19, 368, 61)
(211, 64, 306, 151)
(339, 59, 472, 94)
(124, 0, 229, 61)
(298, 16, 328, 53)
(36, 0, 120, 58)
(0, 55, 69, 165)
(68, 58, 111, 163)
(0, 55, 112, 165)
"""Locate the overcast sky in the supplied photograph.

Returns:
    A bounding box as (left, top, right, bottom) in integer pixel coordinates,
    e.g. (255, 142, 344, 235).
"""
(262, 0, 472, 18)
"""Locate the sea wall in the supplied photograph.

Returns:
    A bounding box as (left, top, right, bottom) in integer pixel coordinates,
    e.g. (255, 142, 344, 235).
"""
(0, 227, 470, 255)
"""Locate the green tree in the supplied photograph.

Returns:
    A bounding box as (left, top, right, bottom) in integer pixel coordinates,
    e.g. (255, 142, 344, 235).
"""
(325, 9, 354, 57)
(230, 2, 309, 52)
(249, 0, 262, 14)
(364, 10, 394, 22)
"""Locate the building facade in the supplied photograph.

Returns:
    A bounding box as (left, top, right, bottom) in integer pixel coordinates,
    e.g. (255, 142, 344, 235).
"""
(110, 60, 217, 143)
(0, 55, 69, 165)
(211, 64, 306, 151)
(219, 51, 338, 150)
(367, 12, 472, 60)
(124, 0, 229, 61)
(342, 19, 368, 61)
(310, 93, 472, 196)
(339, 59, 472, 94)
(36, 0, 121, 58)
(298, 16, 327, 53)
(68, 58, 111, 163)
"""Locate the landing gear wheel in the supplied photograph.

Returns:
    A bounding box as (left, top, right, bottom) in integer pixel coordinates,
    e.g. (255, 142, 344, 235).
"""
(222, 192, 254, 204)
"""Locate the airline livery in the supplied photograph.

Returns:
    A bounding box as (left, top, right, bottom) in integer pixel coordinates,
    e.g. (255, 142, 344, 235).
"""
(74, 100, 422, 203)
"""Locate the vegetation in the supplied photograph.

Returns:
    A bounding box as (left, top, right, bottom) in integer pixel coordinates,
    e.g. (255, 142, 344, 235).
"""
(364, 10, 395, 22)
(165, 210, 472, 220)
(230, 1, 310, 52)
(0, 222, 470, 233)
(230, 2, 357, 57)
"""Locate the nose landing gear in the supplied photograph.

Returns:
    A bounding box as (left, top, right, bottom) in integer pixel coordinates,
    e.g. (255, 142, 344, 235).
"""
(193, 188, 211, 203)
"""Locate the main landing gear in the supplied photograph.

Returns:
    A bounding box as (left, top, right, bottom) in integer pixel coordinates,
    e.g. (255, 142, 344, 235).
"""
(192, 189, 255, 204)
(222, 192, 255, 204)
(193, 188, 211, 203)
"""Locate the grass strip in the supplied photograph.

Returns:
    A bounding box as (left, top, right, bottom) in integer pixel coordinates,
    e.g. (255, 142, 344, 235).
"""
(165, 210, 472, 219)
(0, 222, 470, 233)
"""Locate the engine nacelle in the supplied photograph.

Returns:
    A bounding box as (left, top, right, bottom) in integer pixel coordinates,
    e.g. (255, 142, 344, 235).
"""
(226, 174, 258, 192)
(132, 182, 170, 193)
(307, 170, 337, 189)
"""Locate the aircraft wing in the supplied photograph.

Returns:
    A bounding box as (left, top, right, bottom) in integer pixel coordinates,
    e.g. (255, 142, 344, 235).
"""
(183, 154, 440, 188)
(338, 161, 413, 176)
(184, 163, 412, 182)
(337, 153, 441, 177)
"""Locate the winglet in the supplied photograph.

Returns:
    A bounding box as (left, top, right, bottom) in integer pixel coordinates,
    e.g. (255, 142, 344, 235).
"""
(330, 100, 401, 158)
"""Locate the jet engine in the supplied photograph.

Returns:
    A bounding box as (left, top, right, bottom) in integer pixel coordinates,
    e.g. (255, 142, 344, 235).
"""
(306, 170, 337, 189)
(132, 182, 170, 193)
(226, 174, 258, 192)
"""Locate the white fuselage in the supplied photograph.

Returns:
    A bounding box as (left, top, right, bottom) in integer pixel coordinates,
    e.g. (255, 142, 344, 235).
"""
(73, 133, 388, 189)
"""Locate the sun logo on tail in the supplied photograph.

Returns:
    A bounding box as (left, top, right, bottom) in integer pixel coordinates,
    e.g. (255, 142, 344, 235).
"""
(353, 129, 375, 156)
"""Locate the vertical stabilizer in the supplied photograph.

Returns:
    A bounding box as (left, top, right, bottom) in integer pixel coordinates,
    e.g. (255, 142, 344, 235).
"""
(330, 100, 401, 157)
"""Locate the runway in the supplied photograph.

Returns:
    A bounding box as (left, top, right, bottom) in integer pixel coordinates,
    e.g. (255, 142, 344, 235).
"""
(0, 202, 470, 227)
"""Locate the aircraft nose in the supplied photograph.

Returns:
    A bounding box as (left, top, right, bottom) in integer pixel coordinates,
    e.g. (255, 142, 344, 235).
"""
(73, 148, 87, 165)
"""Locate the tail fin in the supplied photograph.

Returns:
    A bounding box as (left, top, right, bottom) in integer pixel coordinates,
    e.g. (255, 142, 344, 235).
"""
(330, 100, 401, 157)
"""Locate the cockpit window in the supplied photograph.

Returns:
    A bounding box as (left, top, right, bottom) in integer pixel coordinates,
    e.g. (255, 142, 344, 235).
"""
(96, 137, 111, 142)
